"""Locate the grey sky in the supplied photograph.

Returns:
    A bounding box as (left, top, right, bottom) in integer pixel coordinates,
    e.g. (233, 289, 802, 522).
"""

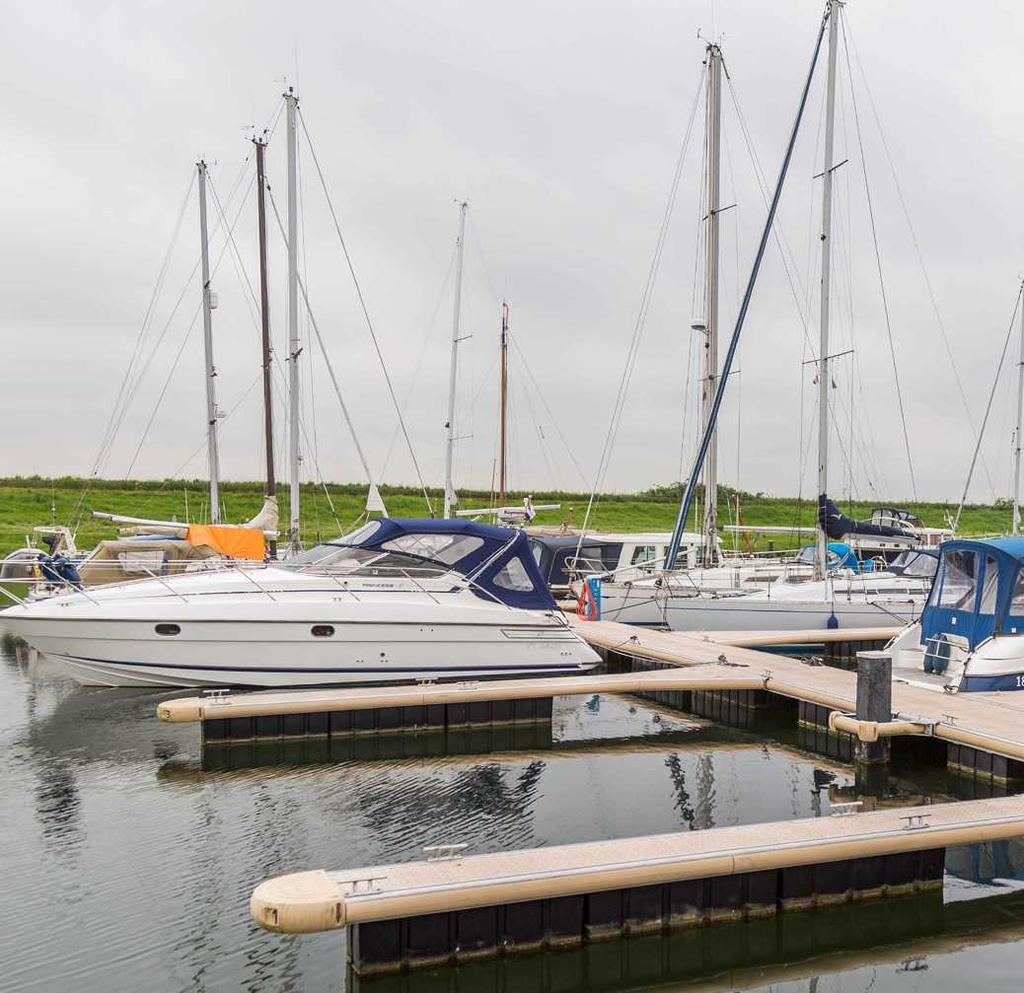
(3, 0, 1023, 505)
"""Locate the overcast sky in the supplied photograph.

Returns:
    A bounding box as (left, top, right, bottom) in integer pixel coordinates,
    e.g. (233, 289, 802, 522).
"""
(4, 0, 1024, 505)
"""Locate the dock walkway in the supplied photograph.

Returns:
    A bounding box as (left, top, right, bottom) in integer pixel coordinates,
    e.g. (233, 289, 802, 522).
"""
(570, 617, 1024, 763)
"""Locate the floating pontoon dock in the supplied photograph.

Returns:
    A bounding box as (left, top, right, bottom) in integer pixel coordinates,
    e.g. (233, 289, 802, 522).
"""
(155, 618, 1024, 973)
(251, 796, 1024, 974)
(159, 619, 1024, 775)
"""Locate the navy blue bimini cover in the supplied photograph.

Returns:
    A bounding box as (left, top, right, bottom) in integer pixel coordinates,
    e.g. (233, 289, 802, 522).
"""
(921, 537, 1024, 650)
(346, 518, 557, 611)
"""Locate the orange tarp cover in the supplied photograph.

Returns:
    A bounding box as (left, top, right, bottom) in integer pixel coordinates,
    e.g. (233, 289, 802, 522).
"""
(186, 525, 265, 560)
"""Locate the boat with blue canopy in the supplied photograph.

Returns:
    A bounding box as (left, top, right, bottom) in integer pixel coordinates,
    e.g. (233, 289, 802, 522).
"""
(0, 518, 600, 688)
(888, 537, 1024, 692)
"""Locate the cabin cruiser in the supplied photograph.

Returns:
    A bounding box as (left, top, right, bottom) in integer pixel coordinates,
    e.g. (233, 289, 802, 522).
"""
(0, 518, 599, 688)
(887, 537, 1024, 692)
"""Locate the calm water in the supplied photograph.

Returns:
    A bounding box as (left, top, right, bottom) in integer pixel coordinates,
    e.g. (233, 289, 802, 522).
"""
(4, 632, 1024, 993)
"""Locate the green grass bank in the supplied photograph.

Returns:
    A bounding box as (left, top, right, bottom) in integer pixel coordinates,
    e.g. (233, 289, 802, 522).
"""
(0, 477, 1012, 558)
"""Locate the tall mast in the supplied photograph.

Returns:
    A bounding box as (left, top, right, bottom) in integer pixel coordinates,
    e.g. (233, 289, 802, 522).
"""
(196, 160, 221, 524)
(284, 87, 301, 551)
(1014, 279, 1024, 535)
(700, 42, 723, 567)
(815, 1, 840, 580)
(665, 4, 829, 571)
(499, 300, 509, 506)
(443, 201, 468, 519)
(254, 137, 277, 558)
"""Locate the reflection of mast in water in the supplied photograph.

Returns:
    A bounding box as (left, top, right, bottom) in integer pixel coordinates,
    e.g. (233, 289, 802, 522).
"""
(693, 751, 716, 830)
(354, 759, 548, 854)
(34, 756, 81, 851)
(664, 753, 696, 828)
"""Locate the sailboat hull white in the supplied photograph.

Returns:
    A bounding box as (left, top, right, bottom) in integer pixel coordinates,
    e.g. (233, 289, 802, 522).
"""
(595, 587, 920, 632)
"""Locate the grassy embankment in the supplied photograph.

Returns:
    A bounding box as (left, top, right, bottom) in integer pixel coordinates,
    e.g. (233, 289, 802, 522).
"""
(0, 477, 1013, 557)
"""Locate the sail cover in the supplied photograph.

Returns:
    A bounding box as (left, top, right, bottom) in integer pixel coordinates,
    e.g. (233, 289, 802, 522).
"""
(818, 494, 916, 541)
(185, 525, 265, 561)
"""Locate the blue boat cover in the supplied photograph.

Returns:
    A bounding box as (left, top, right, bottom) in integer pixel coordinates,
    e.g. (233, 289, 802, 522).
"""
(921, 537, 1024, 649)
(818, 494, 914, 541)
(342, 518, 557, 611)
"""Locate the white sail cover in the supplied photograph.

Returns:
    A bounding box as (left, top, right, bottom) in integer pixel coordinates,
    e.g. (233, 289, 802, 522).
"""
(365, 483, 387, 514)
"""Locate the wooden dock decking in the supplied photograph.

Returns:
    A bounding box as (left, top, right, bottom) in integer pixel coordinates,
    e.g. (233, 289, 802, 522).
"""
(233, 618, 1024, 972)
(570, 617, 1024, 762)
(251, 795, 1024, 935)
(159, 618, 1024, 765)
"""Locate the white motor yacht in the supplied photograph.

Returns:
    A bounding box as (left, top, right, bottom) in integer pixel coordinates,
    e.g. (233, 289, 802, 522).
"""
(0, 519, 599, 688)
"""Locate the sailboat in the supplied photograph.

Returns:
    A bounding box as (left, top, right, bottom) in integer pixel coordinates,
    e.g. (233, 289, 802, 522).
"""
(1, 89, 599, 687)
(0, 160, 276, 602)
(583, 2, 936, 632)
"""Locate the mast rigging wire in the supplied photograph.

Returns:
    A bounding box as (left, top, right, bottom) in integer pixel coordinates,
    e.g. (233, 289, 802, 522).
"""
(667, 5, 830, 569)
(296, 107, 432, 512)
(953, 281, 1024, 531)
(840, 14, 917, 501)
(125, 173, 258, 475)
(575, 66, 707, 549)
(843, 18, 996, 502)
(266, 188, 383, 500)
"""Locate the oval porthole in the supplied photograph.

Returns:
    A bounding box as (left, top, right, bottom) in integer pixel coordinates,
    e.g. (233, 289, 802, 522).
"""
(311, 624, 335, 638)
(155, 623, 181, 636)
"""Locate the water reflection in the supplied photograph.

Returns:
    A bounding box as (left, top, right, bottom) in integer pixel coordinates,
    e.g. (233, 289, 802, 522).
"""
(7, 631, 1024, 992)
(349, 886, 1024, 993)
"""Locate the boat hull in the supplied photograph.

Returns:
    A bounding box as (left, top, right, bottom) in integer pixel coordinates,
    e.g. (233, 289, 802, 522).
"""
(2, 614, 598, 687)
(597, 591, 920, 631)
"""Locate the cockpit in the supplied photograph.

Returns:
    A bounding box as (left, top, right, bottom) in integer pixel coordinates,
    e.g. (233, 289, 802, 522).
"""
(286, 518, 556, 610)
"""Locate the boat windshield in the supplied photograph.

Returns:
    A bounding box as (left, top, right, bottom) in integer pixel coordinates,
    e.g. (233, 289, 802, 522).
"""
(286, 528, 489, 579)
(888, 550, 938, 579)
(287, 544, 453, 578)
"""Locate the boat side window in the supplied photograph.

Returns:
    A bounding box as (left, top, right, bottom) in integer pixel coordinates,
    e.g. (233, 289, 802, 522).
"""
(493, 557, 536, 592)
(155, 623, 180, 636)
(980, 555, 1000, 614)
(380, 533, 484, 565)
(631, 545, 657, 566)
(1011, 569, 1024, 615)
(937, 550, 979, 611)
(572, 545, 605, 573)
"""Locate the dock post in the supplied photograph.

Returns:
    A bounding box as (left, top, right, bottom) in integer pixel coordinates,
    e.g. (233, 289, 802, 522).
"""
(855, 650, 892, 767)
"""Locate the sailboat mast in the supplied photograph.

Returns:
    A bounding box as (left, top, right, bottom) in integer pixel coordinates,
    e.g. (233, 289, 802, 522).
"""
(499, 300, 509, 507)
(701, 43, 723, 567)
(815, 1, 840, 580)
(1014, 280, 1024, 534)
(443, 201, 468, 519)
(284, 87, 301, 550)
(254, 137, 277, 558)
(196, 160, 221, 524)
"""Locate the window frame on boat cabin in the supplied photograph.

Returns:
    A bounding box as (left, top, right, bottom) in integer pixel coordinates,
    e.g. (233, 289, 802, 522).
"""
(933, 548, 979, 611)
